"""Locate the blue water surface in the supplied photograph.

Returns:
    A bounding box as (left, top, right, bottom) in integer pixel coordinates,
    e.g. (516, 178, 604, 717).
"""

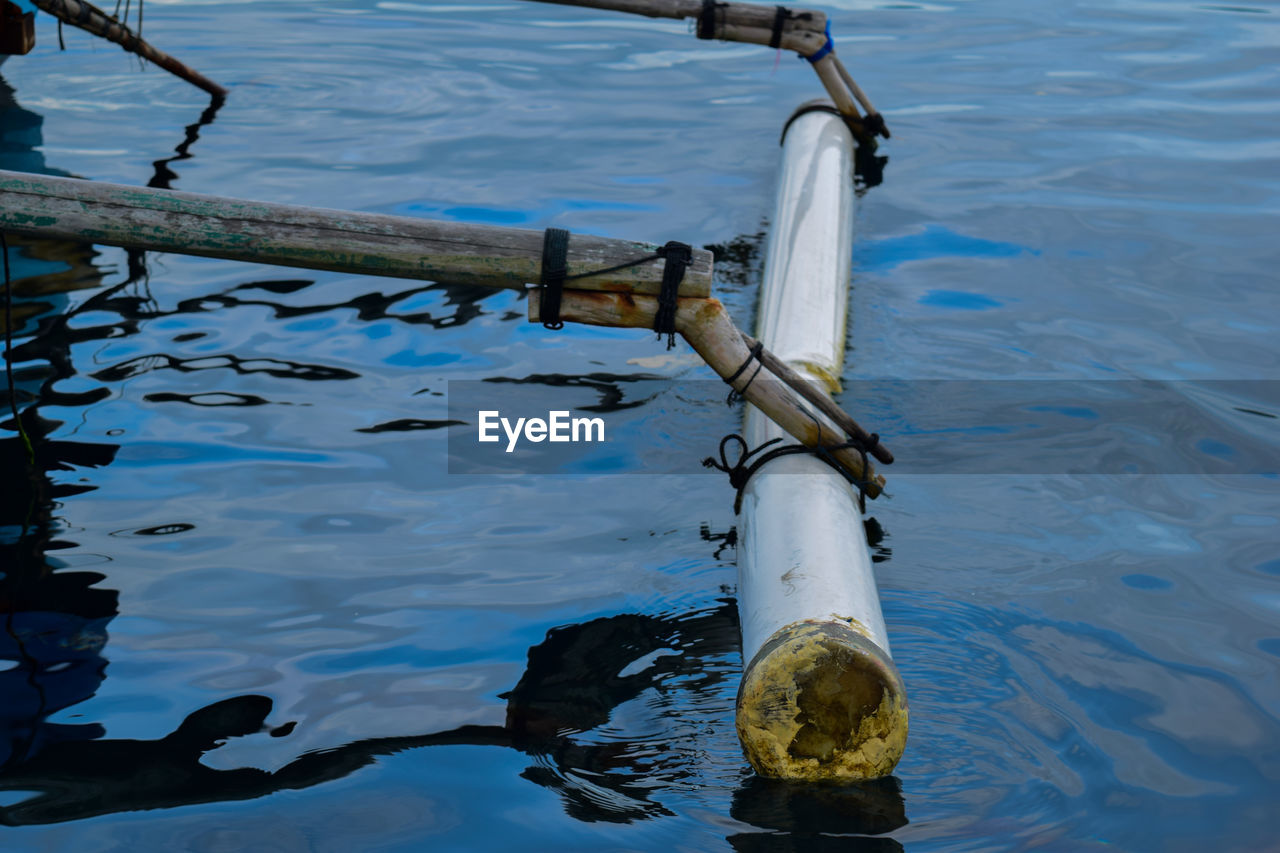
(1, 0, 1277, 850)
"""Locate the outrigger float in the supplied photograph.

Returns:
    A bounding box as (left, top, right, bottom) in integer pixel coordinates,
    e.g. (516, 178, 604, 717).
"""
(0, 0, 906, 781)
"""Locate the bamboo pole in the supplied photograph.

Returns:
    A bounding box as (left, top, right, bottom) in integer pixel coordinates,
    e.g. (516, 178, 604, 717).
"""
(0, 170, 713, 297)
(735, 104, 905, 781)
(529, 288, 885, 497)
(30, 0, 227, 98)
(810, 53, 863, 122)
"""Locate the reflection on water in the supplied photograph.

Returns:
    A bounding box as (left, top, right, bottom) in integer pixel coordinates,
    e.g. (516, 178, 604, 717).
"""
(145, 96, 224, 192)
(1, 594, 901, 841)
(1, 605, 726, 826)
(729, 777, 906, 852)
(1, 430, 118, 776)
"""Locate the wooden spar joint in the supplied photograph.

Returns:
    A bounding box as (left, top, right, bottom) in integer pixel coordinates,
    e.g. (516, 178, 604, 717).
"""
(738, 329, 892, 466)
(694, 1, 891, 140)
(524, 0, 890, 140)
(528, 288, 887, 497)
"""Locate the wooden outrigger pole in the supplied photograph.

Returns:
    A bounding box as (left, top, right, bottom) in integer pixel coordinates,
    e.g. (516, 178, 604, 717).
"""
(526, 0, 889, 141)
(27, 0, 226, 98)
(0, 168, 888, 494)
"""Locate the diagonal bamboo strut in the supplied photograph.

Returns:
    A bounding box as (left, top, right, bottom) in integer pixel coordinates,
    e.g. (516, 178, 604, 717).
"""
(530, 289, 885, 496)
(524, 0, 888, 139)
(30, 0, 227, 98)
(738, 329, 893, 465)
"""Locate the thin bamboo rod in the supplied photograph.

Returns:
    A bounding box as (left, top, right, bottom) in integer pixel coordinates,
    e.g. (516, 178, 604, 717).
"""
(30, 0, 227, 98)
(833, 55, 876, 121)
(529, 288, 885, 497)
(0, 170, 714, 297)
(810, 54, 862, 122)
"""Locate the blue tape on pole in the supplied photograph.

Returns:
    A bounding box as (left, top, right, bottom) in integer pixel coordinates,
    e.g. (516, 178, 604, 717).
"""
(805, 20, 834, 64)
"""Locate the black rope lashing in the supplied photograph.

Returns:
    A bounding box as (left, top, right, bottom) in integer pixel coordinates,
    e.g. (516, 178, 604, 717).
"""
(838, 430, 880, 513)
(724, 340, 764, 405)
(697, 0, 728, 40)
(862, 112, 888, 140)
(539, 232, 693, 344)
(540, 227, 570, 331)
(769, 5, 791, 49)
(652, 241, 691, 350)
(703, 431, 880, 514)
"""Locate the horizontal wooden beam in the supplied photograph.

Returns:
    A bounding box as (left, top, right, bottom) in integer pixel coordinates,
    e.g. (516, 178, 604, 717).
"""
(0, 170, 713, 297)
(530, 0, 827, 50)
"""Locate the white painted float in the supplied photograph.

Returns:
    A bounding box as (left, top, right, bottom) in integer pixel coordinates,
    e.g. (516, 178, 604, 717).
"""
(734, 103, 907, 781)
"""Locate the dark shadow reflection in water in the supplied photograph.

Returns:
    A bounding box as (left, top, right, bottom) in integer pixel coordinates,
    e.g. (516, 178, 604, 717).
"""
(1, 606, 740, 824)
(146, 95, 225, 192)
(1, 426, 119, 777)
(0, 599, 905, 847)
(729, 777, 907, 852)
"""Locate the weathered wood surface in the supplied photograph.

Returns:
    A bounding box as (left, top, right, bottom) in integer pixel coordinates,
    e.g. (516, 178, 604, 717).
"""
(0, 170, 714, 297)
(529, 289, 884, 496)
(531, 0, 826, 52)
(810, 54, 862, 121)
(834, 54, 882, 127)
(30, 0, 227, 97)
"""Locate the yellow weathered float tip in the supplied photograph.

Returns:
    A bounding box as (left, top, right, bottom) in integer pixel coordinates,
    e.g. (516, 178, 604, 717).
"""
(736, 620, 908, 781)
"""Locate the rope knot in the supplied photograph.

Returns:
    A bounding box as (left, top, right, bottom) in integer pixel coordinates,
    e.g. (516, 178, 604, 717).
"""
(704, 431, 879, 513)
